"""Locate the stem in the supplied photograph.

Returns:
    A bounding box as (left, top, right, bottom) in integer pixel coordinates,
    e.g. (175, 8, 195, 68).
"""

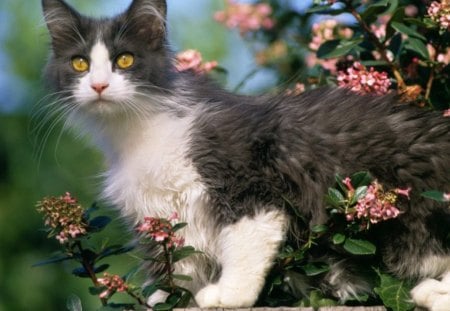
(345, 1, 406, 91)
(425, 68, 434, 103)
(74, 241, 108, 306)
(127, 290, 152, 308)
(163, 243, 175, 290)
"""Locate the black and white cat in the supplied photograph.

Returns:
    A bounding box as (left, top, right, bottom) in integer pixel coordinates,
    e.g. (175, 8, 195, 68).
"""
(41, 0, 450, 309)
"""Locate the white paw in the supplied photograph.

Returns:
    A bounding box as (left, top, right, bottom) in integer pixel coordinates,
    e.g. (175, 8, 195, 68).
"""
(147, 289, 169, 307)
(195, 284, 221, 307)
(411, 278, 450, 311)
(195, 283, 258, 308)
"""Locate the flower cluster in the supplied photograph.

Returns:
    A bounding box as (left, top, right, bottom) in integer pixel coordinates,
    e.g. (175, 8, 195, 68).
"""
(36, 192, 87, 244)
(428, 1, 450, 31)
(97, 273, 129, 299)
(175, 49, 218, 74)
(344, 179, 409, 226)
(337, 62, 391, 95)
(285, 83, 306, 96)
(137, 212, 185, 249)
(214, 0, 275, 34)
(306, 19, 353, 73)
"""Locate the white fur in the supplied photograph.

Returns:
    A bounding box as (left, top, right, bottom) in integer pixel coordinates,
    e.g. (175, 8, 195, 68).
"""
(411, 269, 450, 311)
(195, 210, 288, 307)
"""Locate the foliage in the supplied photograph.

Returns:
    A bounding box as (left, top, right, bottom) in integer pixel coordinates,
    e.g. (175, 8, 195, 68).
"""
(36, 193, 199, 311)
(213, 0, 450, 111)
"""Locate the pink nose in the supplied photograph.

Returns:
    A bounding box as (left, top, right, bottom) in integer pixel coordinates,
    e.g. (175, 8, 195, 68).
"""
(91, 83, 109, 94)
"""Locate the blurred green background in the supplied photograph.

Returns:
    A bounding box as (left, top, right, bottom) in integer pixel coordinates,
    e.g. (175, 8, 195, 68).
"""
(0, 0, 283, 310)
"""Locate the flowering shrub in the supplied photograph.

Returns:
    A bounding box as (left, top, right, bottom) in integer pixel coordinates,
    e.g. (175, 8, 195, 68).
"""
(35, 194, 198, 311)
(208, 0, 450, 112)
(36, 192, 87, 244)
(337, 62, 391, 95)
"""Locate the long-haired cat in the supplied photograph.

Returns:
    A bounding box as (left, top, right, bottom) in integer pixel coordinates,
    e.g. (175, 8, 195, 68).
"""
(41, 0, 450, 309)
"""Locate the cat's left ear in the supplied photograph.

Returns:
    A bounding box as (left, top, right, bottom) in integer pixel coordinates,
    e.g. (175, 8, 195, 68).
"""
(125, 0, 167, 49)
(42, 0, 82, 52)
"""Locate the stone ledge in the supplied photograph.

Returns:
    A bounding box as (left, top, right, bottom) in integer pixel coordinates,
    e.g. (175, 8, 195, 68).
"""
(175, 307, 386, 311)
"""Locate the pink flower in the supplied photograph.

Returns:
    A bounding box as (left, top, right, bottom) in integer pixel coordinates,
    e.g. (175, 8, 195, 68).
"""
(175, 49, 218, 74)
(337, 62, 391, 95)
(443, 109, 450, 117)
(395, 187, 412, 199)
(214, 0, 275, 34)
(342, 177, 354, 192)
(285, 83, 305, 96)
(443, 193, 450, 201)
(428, 1, 450, 31)
(36, 193, 88, 244)
(137, 213, 185, 249)
(97, 273, 128, 299)
(345, 181, 403, 227)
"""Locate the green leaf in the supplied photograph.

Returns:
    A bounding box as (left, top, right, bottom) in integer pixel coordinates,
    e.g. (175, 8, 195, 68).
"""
(360, 0, 393, 24)
(421, 191, 448, 202)
(374, 271, 415, 311)
(98, 243, 135, 260)
(142, 283, 160, 298)
(89, 286, 107, 295)
(66, 294, 83, 311)
(172, 274, 193, 282)
(301, 262, 330, 276)
(343, 238, 376, 255)
(33, 253, 73, 267)
(390, 22, 426, 41)
(316, 38, 363, 59)
(405, 37, 429, 59)
(360, 60, 390, 67)
(172, 246, 202, 263)
(88, 216, 112, 232)
(308, 290, 339, 308)
(172, 222, 187, 232)
(350, 186, 368, 205)
(350, 171, 372, 188)
(175, 291, 192, 308)
(311, 224, 328, 233)
(326, 187, 345, 207)
(153, 303, 173, 311)
(332, 233, 346, 245)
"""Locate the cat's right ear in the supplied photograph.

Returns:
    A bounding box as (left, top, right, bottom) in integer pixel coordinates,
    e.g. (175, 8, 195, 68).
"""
(42, 0, 81, 52)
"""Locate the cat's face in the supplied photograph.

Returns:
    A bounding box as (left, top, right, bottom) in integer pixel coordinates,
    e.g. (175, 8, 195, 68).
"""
(42, 0, 170, 116)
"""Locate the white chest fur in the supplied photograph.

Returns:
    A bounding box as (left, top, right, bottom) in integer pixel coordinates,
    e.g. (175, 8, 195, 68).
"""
(101, 113, 208, 230)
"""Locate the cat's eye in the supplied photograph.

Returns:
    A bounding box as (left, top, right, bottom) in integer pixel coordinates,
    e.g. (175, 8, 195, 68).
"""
(71, 56, 89, 73)
(116, 53, 135, 69)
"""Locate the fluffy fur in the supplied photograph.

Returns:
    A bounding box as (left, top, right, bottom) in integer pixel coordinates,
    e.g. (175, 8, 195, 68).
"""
(41, 0, 450, 309)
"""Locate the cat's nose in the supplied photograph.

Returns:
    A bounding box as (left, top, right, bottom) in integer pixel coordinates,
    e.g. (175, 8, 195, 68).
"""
(91, 83, 110, 94)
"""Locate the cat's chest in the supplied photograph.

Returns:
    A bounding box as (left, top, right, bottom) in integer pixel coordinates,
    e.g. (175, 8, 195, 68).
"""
(101, 114, 206, 221)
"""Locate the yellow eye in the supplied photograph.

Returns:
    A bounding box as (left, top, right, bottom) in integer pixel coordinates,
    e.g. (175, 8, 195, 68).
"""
(116, 53, 134, 69)
(71, 56, 89, 72)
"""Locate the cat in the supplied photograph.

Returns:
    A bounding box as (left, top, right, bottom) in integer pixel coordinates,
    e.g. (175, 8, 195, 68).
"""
(41, 0, 450, 309)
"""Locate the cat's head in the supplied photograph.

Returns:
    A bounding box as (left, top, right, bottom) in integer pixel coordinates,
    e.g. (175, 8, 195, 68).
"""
(42, 0, 172, 116)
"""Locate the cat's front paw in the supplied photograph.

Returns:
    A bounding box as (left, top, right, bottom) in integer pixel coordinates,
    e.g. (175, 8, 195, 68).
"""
(195, 284, 221, 307)
(195, 283, 258, 308)
(411, 275, 450, 311)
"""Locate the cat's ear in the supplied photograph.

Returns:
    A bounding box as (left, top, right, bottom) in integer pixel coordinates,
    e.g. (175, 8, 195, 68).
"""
(124, 0, 167, 49)
(42, 0, 82, 51)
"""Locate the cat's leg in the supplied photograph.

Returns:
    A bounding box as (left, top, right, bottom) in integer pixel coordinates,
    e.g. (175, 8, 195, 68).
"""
(194, 209, 288, 308)
(410, 255, 450, 311)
